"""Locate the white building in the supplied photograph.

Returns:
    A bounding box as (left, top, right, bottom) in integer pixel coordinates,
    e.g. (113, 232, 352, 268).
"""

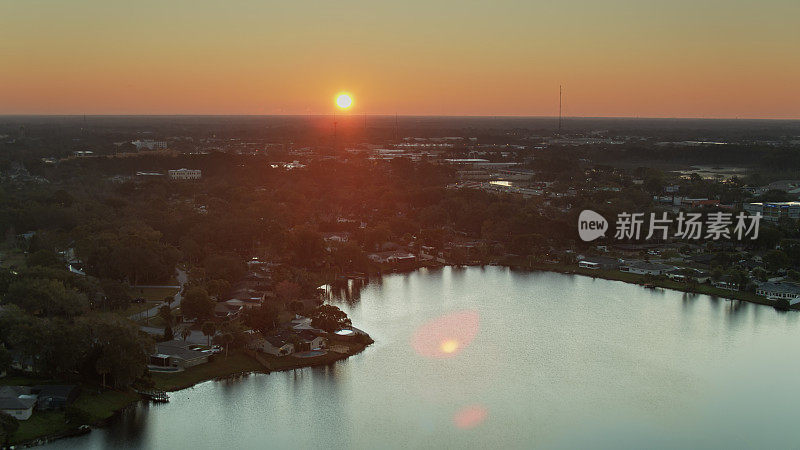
(0, 386, 37, 420)
(620, 261, 674, 276)
(132, 140, 168, 150)
(744, 202, 800, 222)
(756, 281, 800, 303)
(168, 168, 202, 180)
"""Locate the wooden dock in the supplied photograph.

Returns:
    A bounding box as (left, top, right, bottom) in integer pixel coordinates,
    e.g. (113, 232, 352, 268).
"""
(136, 389, 169, 402)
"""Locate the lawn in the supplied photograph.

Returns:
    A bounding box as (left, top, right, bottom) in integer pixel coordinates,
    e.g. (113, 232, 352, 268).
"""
(127, 286, 178, 301)
(0, 247, 26, 269)
(11, 411, 67, 444)
(7, 383, 140, 445)
(150, 352, 265, 391)
(534, 263, 772, 306)
(119, 300, 161, 318)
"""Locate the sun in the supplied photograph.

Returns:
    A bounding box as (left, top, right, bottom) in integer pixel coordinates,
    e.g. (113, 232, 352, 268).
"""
(336, 93, 352, 109)
(440, 339, 459, 354)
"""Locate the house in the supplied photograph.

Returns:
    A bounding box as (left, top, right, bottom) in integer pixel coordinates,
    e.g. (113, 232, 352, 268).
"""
(33, 385, 80, 410)
(248, 334, 295, 357)
(0, 386, 38, 420)
(150, 340, 210, 369)
(619, 261, 674, 276)
(666, 268, 711, 284)
(291, 315, 315, 331)
(297, 330, 327, 351)
(712, 278, 740, 291)
(322, 232, 351, 243)
(368, 250, 417, 268)
(214, 302, 243, 319)
(757, 281, 800, 303)
(577, 256, 620, 270)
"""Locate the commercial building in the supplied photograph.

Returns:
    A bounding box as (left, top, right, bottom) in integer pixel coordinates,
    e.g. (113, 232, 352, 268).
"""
(744, 202, 800, 222)
(168, 168, 202, 180)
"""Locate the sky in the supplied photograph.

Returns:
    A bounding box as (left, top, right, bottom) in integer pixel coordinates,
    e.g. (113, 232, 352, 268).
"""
(1, 0, 799, 118)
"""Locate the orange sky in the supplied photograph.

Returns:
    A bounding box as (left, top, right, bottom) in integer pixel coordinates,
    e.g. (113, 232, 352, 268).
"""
(1, 0, 799, 118)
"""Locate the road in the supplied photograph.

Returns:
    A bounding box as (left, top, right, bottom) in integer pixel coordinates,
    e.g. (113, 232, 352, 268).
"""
(129, 267, 187, 323)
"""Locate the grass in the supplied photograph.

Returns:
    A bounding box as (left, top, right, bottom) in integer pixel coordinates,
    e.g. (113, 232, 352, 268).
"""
(71, 389, 140, 422)
(0, 247, 26, 269)
(150, 352, 265, 391)
(261, 339, 371, 371)
(118, 300, 161, 318)
(11, 411, 67, 444)
(529, 263, 774, 306)
(4, 375, 141, 445)
(127, 286, 178, 302)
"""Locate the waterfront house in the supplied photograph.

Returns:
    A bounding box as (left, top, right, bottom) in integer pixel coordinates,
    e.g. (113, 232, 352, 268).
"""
(577, 256, 621, 270)
(33, 385, 80, 410)
(368, 250, 417, 268)
(150, 340, 210, 370)
(247, 333, 295, 357)
(619, 261, 674, 276)
(711, 277, 740, 291)
(666, 268, 711, 284)
(756, 281, 800, 303)
(298, 330, 327, 351)
(0, 386, 37, 420)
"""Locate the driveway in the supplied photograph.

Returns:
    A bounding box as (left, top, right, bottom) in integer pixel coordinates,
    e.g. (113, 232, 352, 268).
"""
(130, 267, 187, 322)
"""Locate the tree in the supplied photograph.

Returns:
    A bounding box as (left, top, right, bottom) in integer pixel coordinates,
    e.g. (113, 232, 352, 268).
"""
(309, 304, 351, 333)
(100, 279, 132, 311)
(81, 315, 153, 389)
(202, 254, 246, 284)
(201, 321, 216, 347)
(26, 249, 63, 268)
(180, 326, 192, 342)
(95, 357, 111, 388)
(764, 249, 789, 272)
(243, 303, 280, 334)
(0, 411, 20, 447)
(163, 323, 174, 341)
(158, 304, 173, 327)
(220, 333, 234, 358)
(5, 278, 88, 317)
(181, 287, 214, 321)
(275, 280, 301, 304)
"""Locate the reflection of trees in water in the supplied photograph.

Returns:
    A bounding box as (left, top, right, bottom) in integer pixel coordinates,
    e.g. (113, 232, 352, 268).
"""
(724, 299, 747, 328)
(104, 401, 152, 447)
(327, 277, 366, 306)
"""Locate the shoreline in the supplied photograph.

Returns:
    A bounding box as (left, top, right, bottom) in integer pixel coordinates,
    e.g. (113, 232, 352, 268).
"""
(9, 334, 373, 447)
(10, 265, 787, 446)
(401, 261, 785, 309)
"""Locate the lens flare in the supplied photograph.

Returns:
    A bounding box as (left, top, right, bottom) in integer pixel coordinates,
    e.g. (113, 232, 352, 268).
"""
(412, 310, 479, 358)
(440, 339, 459, 354)
(453, 405, 488, 429)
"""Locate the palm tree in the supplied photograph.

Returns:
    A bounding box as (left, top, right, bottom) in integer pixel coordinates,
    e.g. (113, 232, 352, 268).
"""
(95, 357, 111, 388)
(201, 322, 216, 347)
(221, 333, 234, 358)
(180, 326, 191, 342)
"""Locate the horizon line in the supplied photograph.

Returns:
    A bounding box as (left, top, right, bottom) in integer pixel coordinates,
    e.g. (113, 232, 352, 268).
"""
(1, 113, 800, 122)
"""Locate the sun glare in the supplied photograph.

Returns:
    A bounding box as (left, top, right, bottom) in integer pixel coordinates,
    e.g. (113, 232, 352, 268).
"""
(440, 339, 459, 354)
(336, 94, 352, 109)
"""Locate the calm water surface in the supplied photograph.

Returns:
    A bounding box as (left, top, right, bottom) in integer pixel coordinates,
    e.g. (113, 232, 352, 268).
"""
(48, 267, 800, 449)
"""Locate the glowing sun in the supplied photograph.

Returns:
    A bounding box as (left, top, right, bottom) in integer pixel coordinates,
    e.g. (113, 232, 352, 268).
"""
(336, 93, 352, 109)
(440, 339, 459, 354)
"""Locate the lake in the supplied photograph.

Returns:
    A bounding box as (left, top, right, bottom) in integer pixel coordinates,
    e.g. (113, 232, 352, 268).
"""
(47, 267, 800, 449)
